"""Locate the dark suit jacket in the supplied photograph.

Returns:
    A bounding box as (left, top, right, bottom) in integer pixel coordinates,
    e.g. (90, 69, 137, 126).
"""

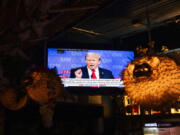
(70, 66, 114, 79)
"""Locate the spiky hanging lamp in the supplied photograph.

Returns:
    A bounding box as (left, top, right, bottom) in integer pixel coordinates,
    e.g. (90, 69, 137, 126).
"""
(25, 67, 63, 105)
(0, 88, 28, 110)
(123, 55, 180, 107)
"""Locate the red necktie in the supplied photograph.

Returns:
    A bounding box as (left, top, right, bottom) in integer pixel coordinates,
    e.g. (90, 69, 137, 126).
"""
(91, 69, 97, 79)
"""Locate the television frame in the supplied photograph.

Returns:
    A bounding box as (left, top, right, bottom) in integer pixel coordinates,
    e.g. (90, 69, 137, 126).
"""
(47, 47, 134, 95)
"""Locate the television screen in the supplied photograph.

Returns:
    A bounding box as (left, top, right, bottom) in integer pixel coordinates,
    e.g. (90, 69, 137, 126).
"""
(47, 48, 134, 91)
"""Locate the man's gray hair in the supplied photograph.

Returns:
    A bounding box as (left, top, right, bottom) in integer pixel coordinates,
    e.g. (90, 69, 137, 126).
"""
(85, 52, 101, 60)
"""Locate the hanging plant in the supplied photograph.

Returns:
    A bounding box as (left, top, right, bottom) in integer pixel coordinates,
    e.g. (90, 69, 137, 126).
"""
(122, 56, 180, 107)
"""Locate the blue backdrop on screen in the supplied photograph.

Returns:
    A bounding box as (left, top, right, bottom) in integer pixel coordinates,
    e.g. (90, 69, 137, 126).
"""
(48, 49, 134, 78)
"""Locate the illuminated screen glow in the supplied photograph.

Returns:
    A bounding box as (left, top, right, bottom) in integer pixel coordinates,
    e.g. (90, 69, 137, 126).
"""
(47, 49, 134, 88)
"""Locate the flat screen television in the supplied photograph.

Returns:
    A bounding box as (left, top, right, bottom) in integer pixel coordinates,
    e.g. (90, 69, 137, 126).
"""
(47, 48, 134, 94)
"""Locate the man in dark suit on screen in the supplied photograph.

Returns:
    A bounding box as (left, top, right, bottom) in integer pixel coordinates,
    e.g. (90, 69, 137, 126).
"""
(70, 52, 114, 79)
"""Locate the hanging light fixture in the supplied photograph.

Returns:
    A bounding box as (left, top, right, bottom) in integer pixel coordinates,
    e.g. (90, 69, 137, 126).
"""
(122, 56, 180, 107)
(0, 88, 28, 110)
(25, 67, 63, 105)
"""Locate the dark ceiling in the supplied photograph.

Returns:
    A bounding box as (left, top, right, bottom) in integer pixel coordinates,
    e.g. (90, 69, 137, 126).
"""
(50, 0, 180, 50)
(0, 0, 115, 51)
(77, 0, 180, 38)
(0, 0, 180, 53)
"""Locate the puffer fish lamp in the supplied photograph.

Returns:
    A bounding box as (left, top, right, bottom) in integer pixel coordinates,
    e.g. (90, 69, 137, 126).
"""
(122, 56, 180, 107)
(0, 88, 28, 110)
(25, 68, 64, 105)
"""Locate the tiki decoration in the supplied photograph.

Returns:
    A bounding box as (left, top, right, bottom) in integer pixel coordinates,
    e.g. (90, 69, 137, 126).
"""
(0, 88, 28, 111)
(123, 56, 180, 107)
(25, 67, 63, 105)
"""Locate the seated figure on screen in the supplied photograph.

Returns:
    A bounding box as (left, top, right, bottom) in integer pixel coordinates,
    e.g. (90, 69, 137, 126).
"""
(70, 52, 114, 79)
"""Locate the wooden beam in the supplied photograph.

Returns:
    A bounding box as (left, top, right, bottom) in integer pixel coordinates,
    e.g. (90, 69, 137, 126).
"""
(72, 27, 101, 35)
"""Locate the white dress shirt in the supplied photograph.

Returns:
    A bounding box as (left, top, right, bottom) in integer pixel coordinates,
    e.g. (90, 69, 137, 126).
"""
(87, 67, 100, 79)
